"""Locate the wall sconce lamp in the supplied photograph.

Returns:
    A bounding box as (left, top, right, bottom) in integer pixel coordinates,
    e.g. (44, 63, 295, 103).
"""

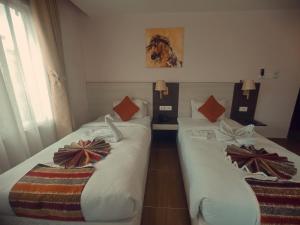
(155, 80, 168, 99)
(242, 79, 256, 100)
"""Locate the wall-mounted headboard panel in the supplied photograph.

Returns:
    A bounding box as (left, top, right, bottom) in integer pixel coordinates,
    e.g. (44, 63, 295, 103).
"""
(153, 82, 179, 123)
(86, 82, 153, 120)
(178, 82, 235, 118)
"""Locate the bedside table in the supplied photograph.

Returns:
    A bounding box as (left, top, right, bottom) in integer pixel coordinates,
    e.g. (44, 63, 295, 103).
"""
(236, 119, 267, 127)
(152, 118, 178, 141)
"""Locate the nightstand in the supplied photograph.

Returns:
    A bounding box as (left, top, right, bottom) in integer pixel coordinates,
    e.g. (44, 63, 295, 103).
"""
(233, 118, 267, 126)
(152, 118, 178, 141)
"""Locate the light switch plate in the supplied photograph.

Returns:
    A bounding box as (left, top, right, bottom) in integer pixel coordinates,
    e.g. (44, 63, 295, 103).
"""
(159, 105, 172, 111)
(165, 106, 172, 111)
(239, 106, 248, 112)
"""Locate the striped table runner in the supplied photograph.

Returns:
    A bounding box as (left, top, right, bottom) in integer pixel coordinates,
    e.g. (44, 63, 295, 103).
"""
(246, 178, 300, 225)
(9, 164, 94, 221)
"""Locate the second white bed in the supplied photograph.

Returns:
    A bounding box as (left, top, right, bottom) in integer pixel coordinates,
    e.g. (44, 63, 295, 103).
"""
(177, 117, 300, 225)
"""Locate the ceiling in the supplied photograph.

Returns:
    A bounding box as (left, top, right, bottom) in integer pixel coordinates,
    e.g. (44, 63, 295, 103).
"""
(70, 0, 300, 16)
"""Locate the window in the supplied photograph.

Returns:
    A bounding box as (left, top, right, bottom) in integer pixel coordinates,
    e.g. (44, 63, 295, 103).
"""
(0, 1, 53, 129)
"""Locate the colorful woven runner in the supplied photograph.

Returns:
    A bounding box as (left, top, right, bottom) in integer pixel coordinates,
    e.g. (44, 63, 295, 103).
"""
(9, 164, 94, 221)
(246, 178, 300, 225)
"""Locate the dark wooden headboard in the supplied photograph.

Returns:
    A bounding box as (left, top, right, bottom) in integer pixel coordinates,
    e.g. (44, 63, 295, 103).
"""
(230, 82, 260, 123)
(152, 82, 179, 123)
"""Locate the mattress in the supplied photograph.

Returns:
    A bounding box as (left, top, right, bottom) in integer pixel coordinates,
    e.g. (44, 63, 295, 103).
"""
(0, 117, 151, 223)
(177, 117, 300, 225)
(94, 115, 151, 128)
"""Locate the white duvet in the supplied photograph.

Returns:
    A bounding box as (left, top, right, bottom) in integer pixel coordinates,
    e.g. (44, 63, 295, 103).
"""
(0, 117, 151, 222)
(177, 117, 300, 225)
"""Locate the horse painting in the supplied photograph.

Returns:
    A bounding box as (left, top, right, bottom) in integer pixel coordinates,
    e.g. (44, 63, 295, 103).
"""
(145, 28, 183, 68)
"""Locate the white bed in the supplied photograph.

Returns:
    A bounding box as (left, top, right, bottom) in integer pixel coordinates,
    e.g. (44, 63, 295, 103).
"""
(177, 117, 300, 225)
(0, 116, 151, 225)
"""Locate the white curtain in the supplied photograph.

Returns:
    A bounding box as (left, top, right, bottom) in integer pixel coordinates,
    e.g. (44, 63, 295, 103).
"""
(30, 0, 73, 138)
(0, 0, 56, 173)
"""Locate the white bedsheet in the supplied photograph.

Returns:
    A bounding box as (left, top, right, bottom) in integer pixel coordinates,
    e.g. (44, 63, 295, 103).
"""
(94, 115, 151, 128)
(177, 117, 300, 225)
(0, 117, 151, 222)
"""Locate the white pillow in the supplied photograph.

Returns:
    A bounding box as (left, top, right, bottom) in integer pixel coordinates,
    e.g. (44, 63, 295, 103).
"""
(191, 99, 205, 119)
(132, 98, 148, 118)
(191, 98, 226, 120)
(113, 97, 148, 119)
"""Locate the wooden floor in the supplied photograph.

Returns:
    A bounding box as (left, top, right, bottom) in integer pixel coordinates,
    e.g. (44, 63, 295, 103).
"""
(270, 138, 300, 156)
(141, 138, 300, 225)
(142, 139, 191, 225)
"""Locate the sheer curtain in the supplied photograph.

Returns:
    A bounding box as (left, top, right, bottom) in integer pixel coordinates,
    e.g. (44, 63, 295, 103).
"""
(30, 0, 73, 138)
(0, 0, 56, 173)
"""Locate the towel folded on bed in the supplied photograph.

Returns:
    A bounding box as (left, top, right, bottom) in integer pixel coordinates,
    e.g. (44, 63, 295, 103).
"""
(105, 114, 123, 142)
(186, 129, 216, 140)
(215, 120, 255, 146)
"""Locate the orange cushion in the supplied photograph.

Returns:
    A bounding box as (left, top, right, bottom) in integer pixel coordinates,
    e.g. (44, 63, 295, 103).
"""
(113, 96, 139, 121)
(198, 96, 225, 122)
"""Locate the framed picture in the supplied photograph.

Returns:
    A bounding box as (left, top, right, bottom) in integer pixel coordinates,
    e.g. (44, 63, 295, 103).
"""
(145, 27, 184, 68)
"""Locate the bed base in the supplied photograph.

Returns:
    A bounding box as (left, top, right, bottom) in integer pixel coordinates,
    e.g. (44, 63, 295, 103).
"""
(0, 213, 141, 225)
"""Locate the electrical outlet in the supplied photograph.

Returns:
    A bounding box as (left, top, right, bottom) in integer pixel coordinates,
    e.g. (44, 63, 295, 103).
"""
(159, 105, 172, 111)
(165, 106, 172, 111)
(239, 106, 248, 112)
(259, 68, 280, 79)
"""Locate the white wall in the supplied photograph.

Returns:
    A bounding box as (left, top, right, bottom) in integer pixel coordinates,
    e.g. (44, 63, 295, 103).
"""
(82, 10, 300, 138)
(58, 0, 89, 129)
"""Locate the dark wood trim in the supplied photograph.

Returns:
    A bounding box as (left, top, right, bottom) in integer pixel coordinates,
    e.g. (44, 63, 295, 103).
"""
(230, 82, 261, 124)
(288, 88, 300, 140)
(152, 82, 179, 124)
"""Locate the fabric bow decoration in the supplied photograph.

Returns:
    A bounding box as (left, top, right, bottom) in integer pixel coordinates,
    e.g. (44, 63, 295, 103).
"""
(53, 138, 111, 168)
(226, 145, 297, 180)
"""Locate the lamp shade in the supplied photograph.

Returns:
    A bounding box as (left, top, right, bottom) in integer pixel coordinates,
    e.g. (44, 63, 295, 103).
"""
(155, 80, 167, 91)
(242, 80, 256, 91)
